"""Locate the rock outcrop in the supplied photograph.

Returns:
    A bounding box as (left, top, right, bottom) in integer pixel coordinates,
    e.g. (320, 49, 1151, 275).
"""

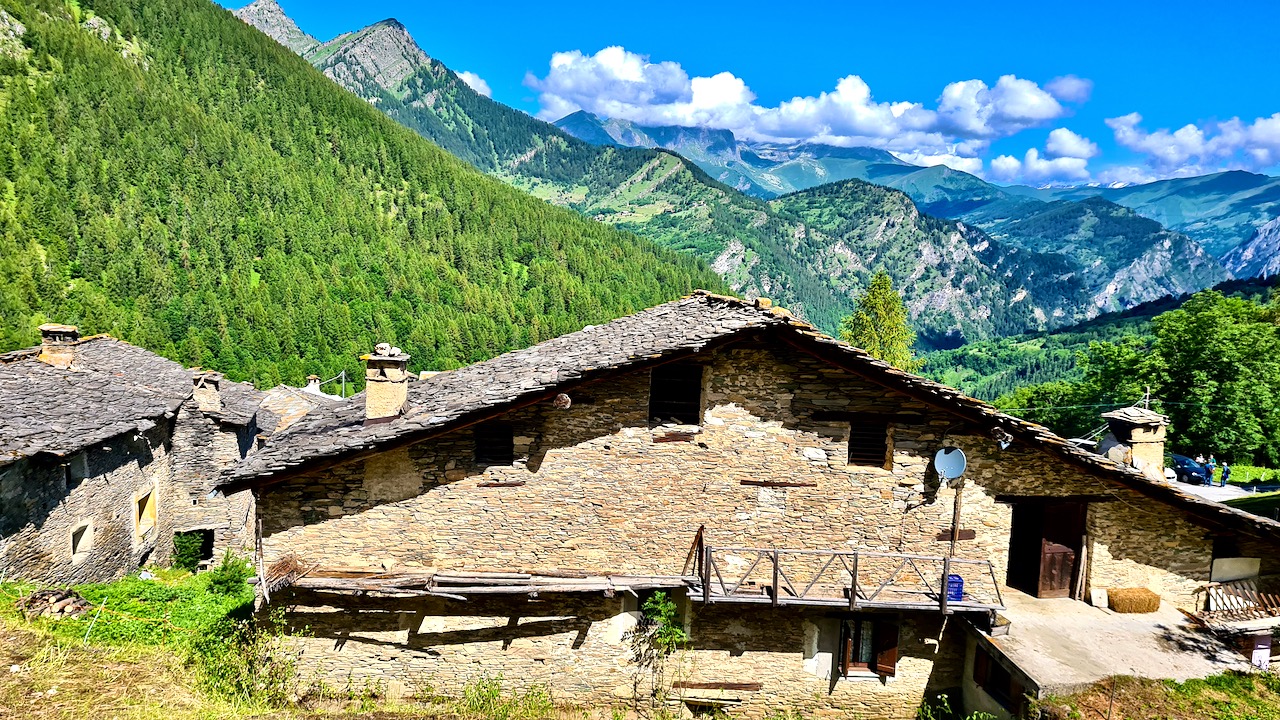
(1223, 216, 1280, 279)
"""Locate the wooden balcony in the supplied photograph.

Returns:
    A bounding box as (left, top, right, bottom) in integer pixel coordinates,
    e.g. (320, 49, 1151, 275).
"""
(687, 543, 1004, 613)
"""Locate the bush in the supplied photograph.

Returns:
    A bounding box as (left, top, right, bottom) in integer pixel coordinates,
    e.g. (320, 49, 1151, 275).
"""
(172, 531, 205, 572)
(188, 608, 298, 706)
(641, 591, 687, 654)
(206, 552, 254, 596)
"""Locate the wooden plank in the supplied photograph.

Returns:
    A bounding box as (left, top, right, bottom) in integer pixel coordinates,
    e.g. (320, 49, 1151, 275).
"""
(477, 481, 526, 488)
(671, 682, 763, 691)
(934, 529, 976, 541)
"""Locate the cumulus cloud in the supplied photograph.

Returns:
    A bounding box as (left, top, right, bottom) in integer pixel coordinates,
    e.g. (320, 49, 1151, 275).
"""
(989, 143, 1093, 185)
(457, 71, 492, 98)
(1106, 112, 1280, 176)
(1045, 128, 1099, 159)
(525, 46, 1079, 166)
(1045, 75, 1093, 103)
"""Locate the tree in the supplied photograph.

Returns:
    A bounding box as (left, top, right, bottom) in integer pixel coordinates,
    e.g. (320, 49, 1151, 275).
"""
(839, 271, 922, 372)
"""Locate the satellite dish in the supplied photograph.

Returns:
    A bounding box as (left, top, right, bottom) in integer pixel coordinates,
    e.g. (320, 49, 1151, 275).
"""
(934, 446, 967, 480)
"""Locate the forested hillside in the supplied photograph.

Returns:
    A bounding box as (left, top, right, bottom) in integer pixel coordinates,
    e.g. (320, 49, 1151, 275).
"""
(0, 0, 720, 388)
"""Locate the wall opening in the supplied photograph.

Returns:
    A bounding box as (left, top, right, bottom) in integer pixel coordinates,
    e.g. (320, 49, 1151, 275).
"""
(649, 363, 703, 425)
(474, 422, 515, 466)
(70, 521, 93, 561)
(848, 419, 890, 467)
(135, 489, 157, 537)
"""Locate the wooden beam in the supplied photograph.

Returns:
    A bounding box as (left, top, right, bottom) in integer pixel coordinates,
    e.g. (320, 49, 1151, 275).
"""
(740, 480, 818, 488)
(671, 682, 763, 691)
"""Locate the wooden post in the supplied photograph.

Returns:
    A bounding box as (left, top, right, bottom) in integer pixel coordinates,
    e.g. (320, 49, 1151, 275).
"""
(849, 552, 860, 610)
(940, 556, 951, 614)
(772, 550, 780, 607)
(702, 546, 711, 604)
(949, 479, 964, 558)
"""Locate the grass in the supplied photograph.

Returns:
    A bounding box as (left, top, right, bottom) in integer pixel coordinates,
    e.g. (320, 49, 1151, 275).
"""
(1039, 673, 1280, 720)
(1223, 490, 1280, 520)
(1224, 464, 1280, 486)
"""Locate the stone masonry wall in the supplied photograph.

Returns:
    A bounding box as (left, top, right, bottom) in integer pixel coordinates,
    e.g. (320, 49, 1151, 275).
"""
(0, 424, 171, 584)
(169, 401, 255, 563)
(255, 339, 1253, 714)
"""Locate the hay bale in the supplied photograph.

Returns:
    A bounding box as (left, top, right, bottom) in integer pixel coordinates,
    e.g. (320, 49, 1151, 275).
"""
(1108, 587, 1160, 613)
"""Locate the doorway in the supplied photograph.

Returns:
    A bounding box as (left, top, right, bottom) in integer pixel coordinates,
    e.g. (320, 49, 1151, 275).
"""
(1007, 500, 1086, 598)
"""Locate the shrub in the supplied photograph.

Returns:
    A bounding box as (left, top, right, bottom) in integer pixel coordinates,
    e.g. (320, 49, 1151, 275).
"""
(206, 552, 254, 596)
(188, 608, 298, 706)
(172, 531, 205, 572)
(641, 591, 687, 654)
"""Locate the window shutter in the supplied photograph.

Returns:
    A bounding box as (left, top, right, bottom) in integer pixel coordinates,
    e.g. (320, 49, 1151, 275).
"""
(973, 645, 990, 685)
(837, 620, 852, 677)
(873, 619, 898, 677)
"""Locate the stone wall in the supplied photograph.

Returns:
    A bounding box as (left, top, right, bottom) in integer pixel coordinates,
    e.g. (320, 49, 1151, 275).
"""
(275, 587, 963, 719)
(253, 338, 1265, 714)
(168, 401, 256, 563)
(0, 424, 171, 584)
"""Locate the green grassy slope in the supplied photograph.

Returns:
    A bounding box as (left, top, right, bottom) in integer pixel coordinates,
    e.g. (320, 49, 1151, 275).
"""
(0, 0, 722, 388)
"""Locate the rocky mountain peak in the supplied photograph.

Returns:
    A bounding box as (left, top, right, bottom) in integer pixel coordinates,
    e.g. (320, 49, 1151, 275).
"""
(233, 0, 317, 55)
(1223, 216, 1280, 279)
(307, 17, 429, 95)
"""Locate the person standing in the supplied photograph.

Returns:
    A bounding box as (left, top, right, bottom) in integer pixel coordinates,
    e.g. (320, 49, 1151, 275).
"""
(1221, 462, 1231, 487)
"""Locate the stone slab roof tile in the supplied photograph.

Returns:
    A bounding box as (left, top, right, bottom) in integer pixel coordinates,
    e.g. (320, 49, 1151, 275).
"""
(0, 337, 193, 464)
(218, 291, 1280, 542)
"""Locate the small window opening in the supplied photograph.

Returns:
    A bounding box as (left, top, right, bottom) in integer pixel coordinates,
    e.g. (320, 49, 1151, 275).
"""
(973, 645, 1025, 713)
(135, 489, 157, 536)
(848, 420, 890, 467)
(64, 453, 88, 494)
(474, 422, 514, 466)
(70, 521, 93, 558)
(837, 616, 897, 678)
(649, 363, 703, 425)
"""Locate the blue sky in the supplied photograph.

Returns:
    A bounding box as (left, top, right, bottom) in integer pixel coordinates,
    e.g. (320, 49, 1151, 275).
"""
(232, 0, 1280, 186)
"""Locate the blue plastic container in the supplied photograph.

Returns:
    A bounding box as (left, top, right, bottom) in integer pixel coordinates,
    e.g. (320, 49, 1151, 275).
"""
(946, 573, 964, 602)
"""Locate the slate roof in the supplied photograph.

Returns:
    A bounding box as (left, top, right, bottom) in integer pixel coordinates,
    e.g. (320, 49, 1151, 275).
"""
(0, 336, 274, 467)
(217, 291, 1280, 542)
(0, 337, 194, 466)
(258, 384, 346, 434)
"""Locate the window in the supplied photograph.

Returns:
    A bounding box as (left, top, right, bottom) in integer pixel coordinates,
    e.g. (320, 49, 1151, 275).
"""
(838, 616, 897, 677)
(848, 420, 890, 467)
(70, 521, 93, 560)
(474, 422, 514, 466)
(135, 489, 157, 537)
(973, 645, 1025, 713)
(649, 363, 703, 425)
(64, 453, 88, 494)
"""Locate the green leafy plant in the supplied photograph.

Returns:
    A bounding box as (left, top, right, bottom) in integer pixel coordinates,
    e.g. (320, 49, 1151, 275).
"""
(206, 552, 254, 596)
(640, 591, 688, 654)
(172, 531, 205, 572)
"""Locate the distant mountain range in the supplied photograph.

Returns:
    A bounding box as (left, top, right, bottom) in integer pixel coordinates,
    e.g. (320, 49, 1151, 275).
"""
(557, 111, 1280, 263)
(235, 0, 1242, 347)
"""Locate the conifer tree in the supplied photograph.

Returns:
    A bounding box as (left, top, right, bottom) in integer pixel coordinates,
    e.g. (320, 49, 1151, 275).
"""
(839, 271, 922, 372)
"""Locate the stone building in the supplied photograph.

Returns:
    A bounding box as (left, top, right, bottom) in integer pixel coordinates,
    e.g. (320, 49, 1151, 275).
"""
(220, 292, 1280, 719)
(0, 325, 275, 583)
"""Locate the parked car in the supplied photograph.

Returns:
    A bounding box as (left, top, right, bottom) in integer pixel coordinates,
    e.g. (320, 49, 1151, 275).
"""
(1170, 454, 1211, 485)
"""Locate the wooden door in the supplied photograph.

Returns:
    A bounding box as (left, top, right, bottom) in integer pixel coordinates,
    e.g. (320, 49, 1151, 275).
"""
(1038, 540, 1076, 598)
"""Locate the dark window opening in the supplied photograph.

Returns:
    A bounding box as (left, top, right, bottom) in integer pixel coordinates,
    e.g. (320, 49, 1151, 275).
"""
(1213, 534, 1241, 559)
(848, 420, 889, 467)
(70, 522, 92, 556)
(474, 422, 515, 466)
(649, 363, 703, 425)
(837, 616, 897, 678)
(64, 453, 88, 494)
(973, 645, 1025, 714)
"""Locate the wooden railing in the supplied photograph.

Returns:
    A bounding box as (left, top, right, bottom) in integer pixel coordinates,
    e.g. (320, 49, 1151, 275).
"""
(691, 544, 1004, 612)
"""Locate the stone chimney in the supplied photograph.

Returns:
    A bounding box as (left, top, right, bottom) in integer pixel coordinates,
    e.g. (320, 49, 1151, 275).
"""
(37, 324, 80, 369)
(363, 343, 410, 424)
(192, 370, 223, 413)
(1099, 406, 1169, 482)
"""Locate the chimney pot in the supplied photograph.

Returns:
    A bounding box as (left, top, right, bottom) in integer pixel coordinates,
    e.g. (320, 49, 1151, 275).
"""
(37, 324, 80, 369)
(1100, 407, 1169, 482)
(192, 370, 223, 413)
(363, 345, 410, 423)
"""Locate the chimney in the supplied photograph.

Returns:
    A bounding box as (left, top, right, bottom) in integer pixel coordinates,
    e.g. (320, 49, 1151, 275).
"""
(192, 370, 223, 413)
(1099, 407, 1169, 482)
(363, 343, 410, 424)
(303, 374, 323, 395)
(37, 324, 80, 369)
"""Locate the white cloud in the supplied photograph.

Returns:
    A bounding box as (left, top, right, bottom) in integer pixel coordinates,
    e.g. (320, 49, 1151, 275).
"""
(457, 71, 491, 98)
(525, 46, 1080, 170)
(1045, 75, 1093, 103)
(892, 151, 985, 176)
(1106, 112, 1280, 176)
(987, 146, 1092, 185)
(1045, 128, 1099, 159)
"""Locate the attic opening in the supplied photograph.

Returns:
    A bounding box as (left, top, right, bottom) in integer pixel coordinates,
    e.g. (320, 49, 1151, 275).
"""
(848, 419, 890, 468)
(135, 489, 157, 537)
(649, 363, 703, 425)
(474, 421, 515, 466)
(70, 521, 93, 561)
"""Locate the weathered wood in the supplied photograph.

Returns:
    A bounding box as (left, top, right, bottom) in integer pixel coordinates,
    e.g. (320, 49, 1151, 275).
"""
(740, 480, 818, 488)
(934, 529, 976, 542)
(477, 481, 526, 488)
(671, 681, 763, 691)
